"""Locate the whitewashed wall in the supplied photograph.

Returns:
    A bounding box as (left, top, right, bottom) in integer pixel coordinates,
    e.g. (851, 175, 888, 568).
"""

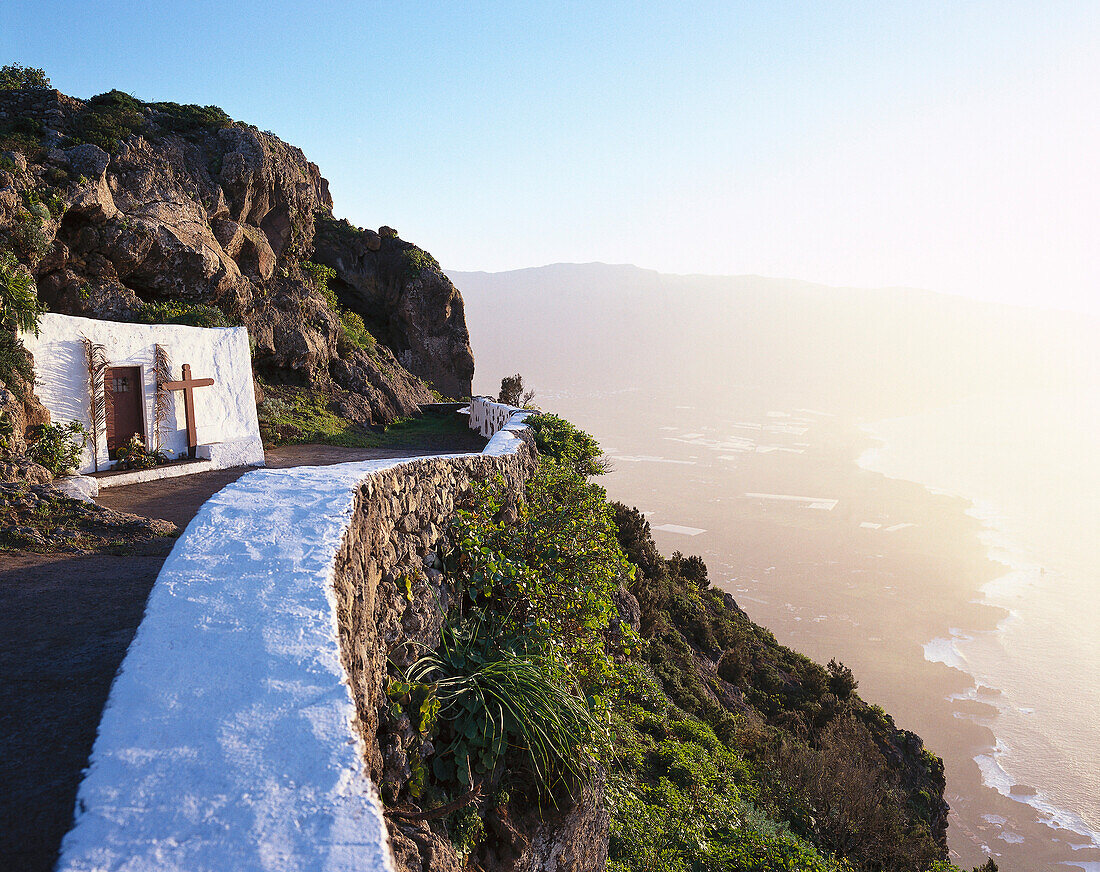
(469, 396, 529, 439)
(22, 313, 264, 474)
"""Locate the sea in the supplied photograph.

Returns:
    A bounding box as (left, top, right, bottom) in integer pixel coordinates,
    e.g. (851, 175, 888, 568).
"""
(858, 385, 1100, 860)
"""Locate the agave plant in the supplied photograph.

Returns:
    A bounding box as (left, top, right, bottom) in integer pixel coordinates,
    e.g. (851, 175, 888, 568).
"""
(406, 612, 597, 801)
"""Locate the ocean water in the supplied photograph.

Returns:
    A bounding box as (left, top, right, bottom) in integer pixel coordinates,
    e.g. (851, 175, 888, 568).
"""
(858, 386, 1100, 852)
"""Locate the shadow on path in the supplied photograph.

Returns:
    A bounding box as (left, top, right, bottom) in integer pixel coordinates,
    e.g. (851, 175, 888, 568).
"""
(0, 550, 170, 872)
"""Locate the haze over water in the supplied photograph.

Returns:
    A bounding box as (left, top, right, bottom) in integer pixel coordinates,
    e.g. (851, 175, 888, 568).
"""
(453, 263, 1100, 870)
(861, 386, 1100, 848)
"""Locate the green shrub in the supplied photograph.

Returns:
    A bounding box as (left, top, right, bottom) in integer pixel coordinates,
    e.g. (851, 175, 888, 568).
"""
(26, 420, 87, 476)
(133, 300, 232, 328)
(301, 261, 339, 309)
(28, 187, 67, 218)
(302, 260, 378, 355)
(606, 774, 845, 872)
(46, 193, 65, 217)
(448, 806, 486, 857)
(0, 409, 13, 457)
(313, 212, 364, 246)
(827, 658, 858, 700)
(403, 246, 439, 278)
(0, 64, 50, 91)
(8, 209, 50, 261)
(77, 90, 145, 152)
(147, 101, 232, 136)
(0, 248, 45, 335)
(0, 116, 45, 153)
(526, 412, 610, 476)
(338, 308, 375, 353)
(449, 460, 633, 688)
(22, 192, 51, 223)
(0, 327, 35, 400)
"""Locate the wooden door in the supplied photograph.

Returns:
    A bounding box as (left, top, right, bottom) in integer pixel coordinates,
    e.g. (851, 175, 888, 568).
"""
(106, 366, 144, 459)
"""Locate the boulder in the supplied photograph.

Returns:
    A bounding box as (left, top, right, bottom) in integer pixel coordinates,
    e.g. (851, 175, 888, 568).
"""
(54, 474, 98, 502)
(65, 143, 110, 178)
(313, 228, 475, 400)
(2, 150, 28, 172)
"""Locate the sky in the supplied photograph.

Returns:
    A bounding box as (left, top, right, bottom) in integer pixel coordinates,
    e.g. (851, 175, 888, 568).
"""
(5, 1, 1099, 314)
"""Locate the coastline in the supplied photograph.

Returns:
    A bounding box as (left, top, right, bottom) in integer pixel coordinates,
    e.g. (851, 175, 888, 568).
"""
(857, 425, 1100, 869)
(523, 390, 1098, 871)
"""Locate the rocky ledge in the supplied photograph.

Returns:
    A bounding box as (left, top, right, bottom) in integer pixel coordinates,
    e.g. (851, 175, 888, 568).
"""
(0, 477, 177, 553)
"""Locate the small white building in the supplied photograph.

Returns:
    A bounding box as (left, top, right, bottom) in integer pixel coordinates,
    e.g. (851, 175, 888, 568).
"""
(22, 313, 265, 479)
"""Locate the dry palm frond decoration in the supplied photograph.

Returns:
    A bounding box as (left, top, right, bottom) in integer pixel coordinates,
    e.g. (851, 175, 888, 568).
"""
(81, 335, 110, 472)
(153, 343, 172, 451)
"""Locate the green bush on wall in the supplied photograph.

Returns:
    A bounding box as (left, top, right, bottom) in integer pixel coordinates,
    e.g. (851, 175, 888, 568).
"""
(0, 248, 46, 334)
(77, 90, 146, 152)
(132, 300, 233, 328)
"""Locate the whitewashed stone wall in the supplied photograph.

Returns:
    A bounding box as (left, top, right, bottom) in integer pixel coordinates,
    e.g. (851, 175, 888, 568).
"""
(469, 395, 529, 438)
(21, 313, 264, 474)
(57, 414, 536, 872)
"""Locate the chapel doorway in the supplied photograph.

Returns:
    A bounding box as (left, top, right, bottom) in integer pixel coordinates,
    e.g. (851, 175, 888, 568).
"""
(105, 366, 145, 459)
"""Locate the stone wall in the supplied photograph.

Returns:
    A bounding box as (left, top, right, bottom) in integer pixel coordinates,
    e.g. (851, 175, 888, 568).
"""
(332, 440, 537, 792)
(330, 416, 607, 872)
(469, 396, 527, 439)
(0, 88, 84, 137)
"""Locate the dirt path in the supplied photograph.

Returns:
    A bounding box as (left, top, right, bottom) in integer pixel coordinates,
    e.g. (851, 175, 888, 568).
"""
(0, 439, 483, 872)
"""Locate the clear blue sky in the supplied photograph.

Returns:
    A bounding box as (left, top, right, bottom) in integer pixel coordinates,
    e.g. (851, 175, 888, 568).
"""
(5, 1, 1098, 313)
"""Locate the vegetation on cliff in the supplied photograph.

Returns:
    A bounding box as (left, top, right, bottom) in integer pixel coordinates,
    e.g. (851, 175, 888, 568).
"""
(379, 413, 995, 872)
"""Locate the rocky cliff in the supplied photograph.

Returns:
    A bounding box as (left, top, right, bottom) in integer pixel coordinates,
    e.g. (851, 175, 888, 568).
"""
(0, 87, 475, 446)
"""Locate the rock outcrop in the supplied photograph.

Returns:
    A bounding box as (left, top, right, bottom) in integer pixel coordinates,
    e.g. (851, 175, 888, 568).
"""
(0, 348, 49, 461)
(0, 88, 476, 445)
(312, 216, 474, 401)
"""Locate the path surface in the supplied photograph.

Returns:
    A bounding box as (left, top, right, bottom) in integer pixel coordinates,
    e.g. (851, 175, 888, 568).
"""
(93, 447, 446, 528)
(0, 441, 480, 872)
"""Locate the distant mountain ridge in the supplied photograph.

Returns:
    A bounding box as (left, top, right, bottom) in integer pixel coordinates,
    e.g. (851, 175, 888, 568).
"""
(450, 262, 1096, 419)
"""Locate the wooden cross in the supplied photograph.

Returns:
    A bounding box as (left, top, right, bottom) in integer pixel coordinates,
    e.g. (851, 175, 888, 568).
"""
(161, 363, 215, 458)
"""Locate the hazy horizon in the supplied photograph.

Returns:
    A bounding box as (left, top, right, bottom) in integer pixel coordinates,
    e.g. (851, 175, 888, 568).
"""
(451, 261, 1100, 318)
